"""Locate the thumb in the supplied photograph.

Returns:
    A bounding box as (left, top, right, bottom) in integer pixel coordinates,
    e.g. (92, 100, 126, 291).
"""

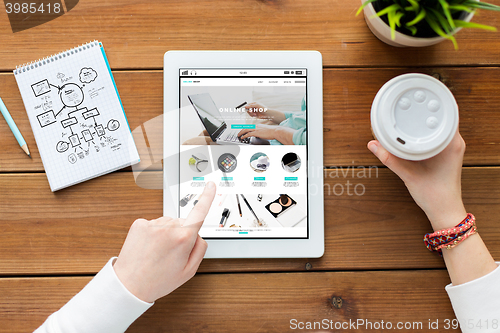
(367, 140, 412, 177)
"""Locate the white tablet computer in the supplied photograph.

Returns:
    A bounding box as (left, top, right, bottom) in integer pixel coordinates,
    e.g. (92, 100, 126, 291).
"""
(163, 51, 324, 258)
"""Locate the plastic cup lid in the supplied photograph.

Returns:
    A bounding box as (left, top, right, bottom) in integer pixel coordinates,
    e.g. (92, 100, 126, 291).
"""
(371, 73, 459, 160)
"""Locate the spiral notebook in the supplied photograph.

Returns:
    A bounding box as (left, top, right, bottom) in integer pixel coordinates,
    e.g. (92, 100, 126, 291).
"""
(14, 41, 140, 191)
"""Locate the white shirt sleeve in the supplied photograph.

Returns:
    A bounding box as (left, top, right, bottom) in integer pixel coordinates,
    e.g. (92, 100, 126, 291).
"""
(34, 257, 153, 333)
(446, 262, 500, 333)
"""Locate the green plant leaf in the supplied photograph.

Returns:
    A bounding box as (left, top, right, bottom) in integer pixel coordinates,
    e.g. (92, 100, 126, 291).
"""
(406, 0, 419, 11)
(405, 24, 418, 35)
(395, 11, 404, 27)
(463, 1, 500, 12)
(370, 4, 402, 19)
(388, 10, 397, 40)
(406, 8, 426, 26)
(454, 19, 498, 31)
(387, 11, 405, 39)
(426, 15, 458, 50)
(356, 0, 377, 17)
(448, 5, 473, 13)
(438, 0, 456, 29)
(429, 8, 453, 35)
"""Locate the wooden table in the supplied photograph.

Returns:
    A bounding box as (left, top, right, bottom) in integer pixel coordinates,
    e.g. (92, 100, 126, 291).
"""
(1, 1, 500, 331)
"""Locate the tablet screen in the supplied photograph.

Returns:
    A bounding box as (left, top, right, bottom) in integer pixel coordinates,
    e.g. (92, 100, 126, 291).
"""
(178, 69, 308, 239)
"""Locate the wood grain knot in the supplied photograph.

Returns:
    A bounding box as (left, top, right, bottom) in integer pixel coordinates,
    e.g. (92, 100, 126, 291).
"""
(305, 262, 312, 271)
(332, 296, 343, 309)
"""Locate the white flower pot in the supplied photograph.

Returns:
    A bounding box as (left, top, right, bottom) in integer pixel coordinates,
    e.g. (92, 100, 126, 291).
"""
(361, 0, 476, 47)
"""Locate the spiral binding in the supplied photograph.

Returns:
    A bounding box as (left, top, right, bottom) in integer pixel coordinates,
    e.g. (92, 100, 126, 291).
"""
(14, 40, 100, 75)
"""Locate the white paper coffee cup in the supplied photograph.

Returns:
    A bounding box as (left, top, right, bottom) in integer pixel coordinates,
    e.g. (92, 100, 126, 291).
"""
(371, 73, 459, 161)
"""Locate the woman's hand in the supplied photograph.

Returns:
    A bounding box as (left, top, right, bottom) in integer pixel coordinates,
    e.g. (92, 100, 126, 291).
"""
(368, 131, 466, 231)
(245, 103, 286, 123)
(369, 132, 498, 285)
(238, 124, 278, 140)
(244, 102, 270, 119)
(237, 124, 296, 145)
(113, 182, 216, 303)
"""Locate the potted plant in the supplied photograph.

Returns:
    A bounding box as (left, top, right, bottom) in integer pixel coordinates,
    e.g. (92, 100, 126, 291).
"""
(357, 0, 500, 49)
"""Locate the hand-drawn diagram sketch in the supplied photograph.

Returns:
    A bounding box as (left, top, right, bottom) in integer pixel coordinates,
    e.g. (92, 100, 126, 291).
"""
(29, 66, 123, 164)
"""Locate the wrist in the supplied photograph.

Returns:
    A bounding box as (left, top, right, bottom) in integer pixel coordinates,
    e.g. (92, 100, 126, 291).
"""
(271, 110, 286, 123)
(274, 126, 295, 145)
(264, 110, 276, 122)
(427, 204, 467, 231)
(113, 259, 155, 303)
(273, 126, 280, 139)
(424, 213, 477, 254)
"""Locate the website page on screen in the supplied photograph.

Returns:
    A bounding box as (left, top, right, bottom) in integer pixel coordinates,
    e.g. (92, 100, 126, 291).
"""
(179, 69, 308, 238)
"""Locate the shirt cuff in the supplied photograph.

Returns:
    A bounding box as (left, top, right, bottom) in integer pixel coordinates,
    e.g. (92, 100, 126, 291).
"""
(445, 262, 500, 333)
(292, 128, 306, 145)
(40, 257, 153, 333)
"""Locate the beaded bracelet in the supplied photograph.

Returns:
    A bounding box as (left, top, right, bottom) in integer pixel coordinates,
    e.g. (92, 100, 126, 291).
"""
(433, 226, 477, 252)
(423, 213, 475, 247)
(423, 213, 476, 253)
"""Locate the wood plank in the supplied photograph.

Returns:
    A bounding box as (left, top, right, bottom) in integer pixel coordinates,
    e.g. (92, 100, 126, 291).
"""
(0, 168, 499, 275)
(0, 270, 460, 332)
(1, 0, 500, 70)
(3, 67, 500, 172)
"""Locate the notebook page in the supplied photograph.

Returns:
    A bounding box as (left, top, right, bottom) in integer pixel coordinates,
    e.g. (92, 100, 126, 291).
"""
(14, 41, 140, 191)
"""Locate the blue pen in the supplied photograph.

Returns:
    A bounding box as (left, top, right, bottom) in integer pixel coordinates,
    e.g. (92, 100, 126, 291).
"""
(0, 97, 30, 157)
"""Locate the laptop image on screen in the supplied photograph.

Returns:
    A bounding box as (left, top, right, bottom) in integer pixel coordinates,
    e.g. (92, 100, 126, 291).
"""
(187, 93, 269, 145)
